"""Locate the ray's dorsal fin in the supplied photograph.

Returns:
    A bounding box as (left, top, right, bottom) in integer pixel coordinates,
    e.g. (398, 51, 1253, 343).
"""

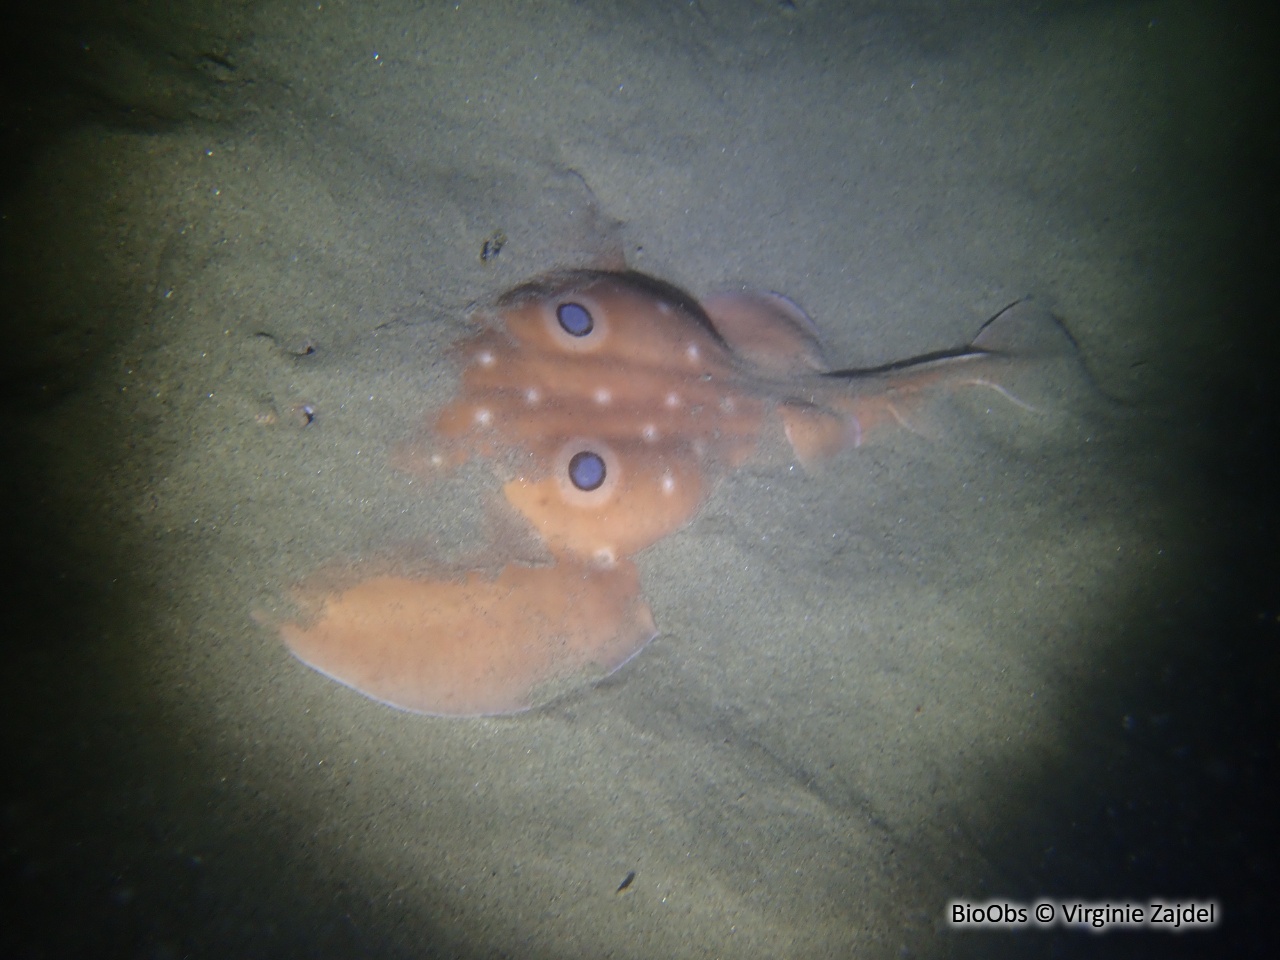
(971, 297, 1080, 359)
(702, 289, 830, 375)
(948, 297, 1094, 415)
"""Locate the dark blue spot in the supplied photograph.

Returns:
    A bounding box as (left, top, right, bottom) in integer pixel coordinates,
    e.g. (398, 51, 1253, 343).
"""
(557, 302, 594, 337)
(568, 450, 606, 491)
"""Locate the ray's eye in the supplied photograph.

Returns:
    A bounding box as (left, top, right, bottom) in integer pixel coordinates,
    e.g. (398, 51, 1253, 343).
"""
(567, 450, 606, 491)
(556, 302, 594, 337)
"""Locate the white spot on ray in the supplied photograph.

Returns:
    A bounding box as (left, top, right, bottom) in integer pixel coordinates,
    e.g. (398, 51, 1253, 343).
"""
(476, 350, 495, 367)
(660, 471, 676, 495)
(685, 344, 700, 363)
(641, 423, 659, 442)
(525, 387, 541, 405)
(664, 392, 681, 409)
(594, 387, 612, 405)
(474, 407, 493, 426)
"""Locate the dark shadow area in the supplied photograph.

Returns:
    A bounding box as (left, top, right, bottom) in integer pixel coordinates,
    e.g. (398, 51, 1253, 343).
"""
(0, 0, 250, 200)
(0, 3, 453, 958)
(948, 4, 1279, 956)
(0, 2, 520, 950)
(0, 0, 255, 411)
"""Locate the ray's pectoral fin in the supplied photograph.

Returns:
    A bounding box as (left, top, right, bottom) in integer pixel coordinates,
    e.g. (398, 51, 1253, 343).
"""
(702, 289, 830, 375)
(782, 299, 1094, 468)
(279, 558, 655, 717)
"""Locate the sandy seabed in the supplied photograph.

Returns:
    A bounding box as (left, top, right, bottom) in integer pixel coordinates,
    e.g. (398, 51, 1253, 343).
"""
(2, 2, 1274, 958)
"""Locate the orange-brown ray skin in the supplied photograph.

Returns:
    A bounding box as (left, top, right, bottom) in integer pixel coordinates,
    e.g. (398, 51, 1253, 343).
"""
(438, 389, 765, 462)
(280, 559, 655, 716)
(700, 289, 829, 375)
(502, 444, 708, 561)
(435, 273, 770, 553)
(499, 277, 732, 369)
(281, 273, 772, 715)
(780, 355, 1023, 465)
(440, 333, 763, 454)
(279, 272, 1049, 716)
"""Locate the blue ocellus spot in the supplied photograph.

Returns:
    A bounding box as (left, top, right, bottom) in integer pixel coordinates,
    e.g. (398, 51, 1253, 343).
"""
(568, 450, 606, 491)
(556, 302, 594, 337)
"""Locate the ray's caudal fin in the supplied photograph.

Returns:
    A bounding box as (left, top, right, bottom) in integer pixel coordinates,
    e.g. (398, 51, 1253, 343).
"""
(778, 299, 1088, 468)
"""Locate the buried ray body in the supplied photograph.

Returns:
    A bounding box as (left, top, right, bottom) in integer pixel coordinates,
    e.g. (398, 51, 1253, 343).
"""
(278, 269, 1082, 715)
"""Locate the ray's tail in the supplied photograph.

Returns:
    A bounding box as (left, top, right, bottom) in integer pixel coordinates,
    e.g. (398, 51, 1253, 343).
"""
(779, 299, 1094, 467)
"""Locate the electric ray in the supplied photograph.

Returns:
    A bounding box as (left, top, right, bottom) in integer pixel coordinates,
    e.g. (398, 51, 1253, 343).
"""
(278, 269, 1079, 716)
